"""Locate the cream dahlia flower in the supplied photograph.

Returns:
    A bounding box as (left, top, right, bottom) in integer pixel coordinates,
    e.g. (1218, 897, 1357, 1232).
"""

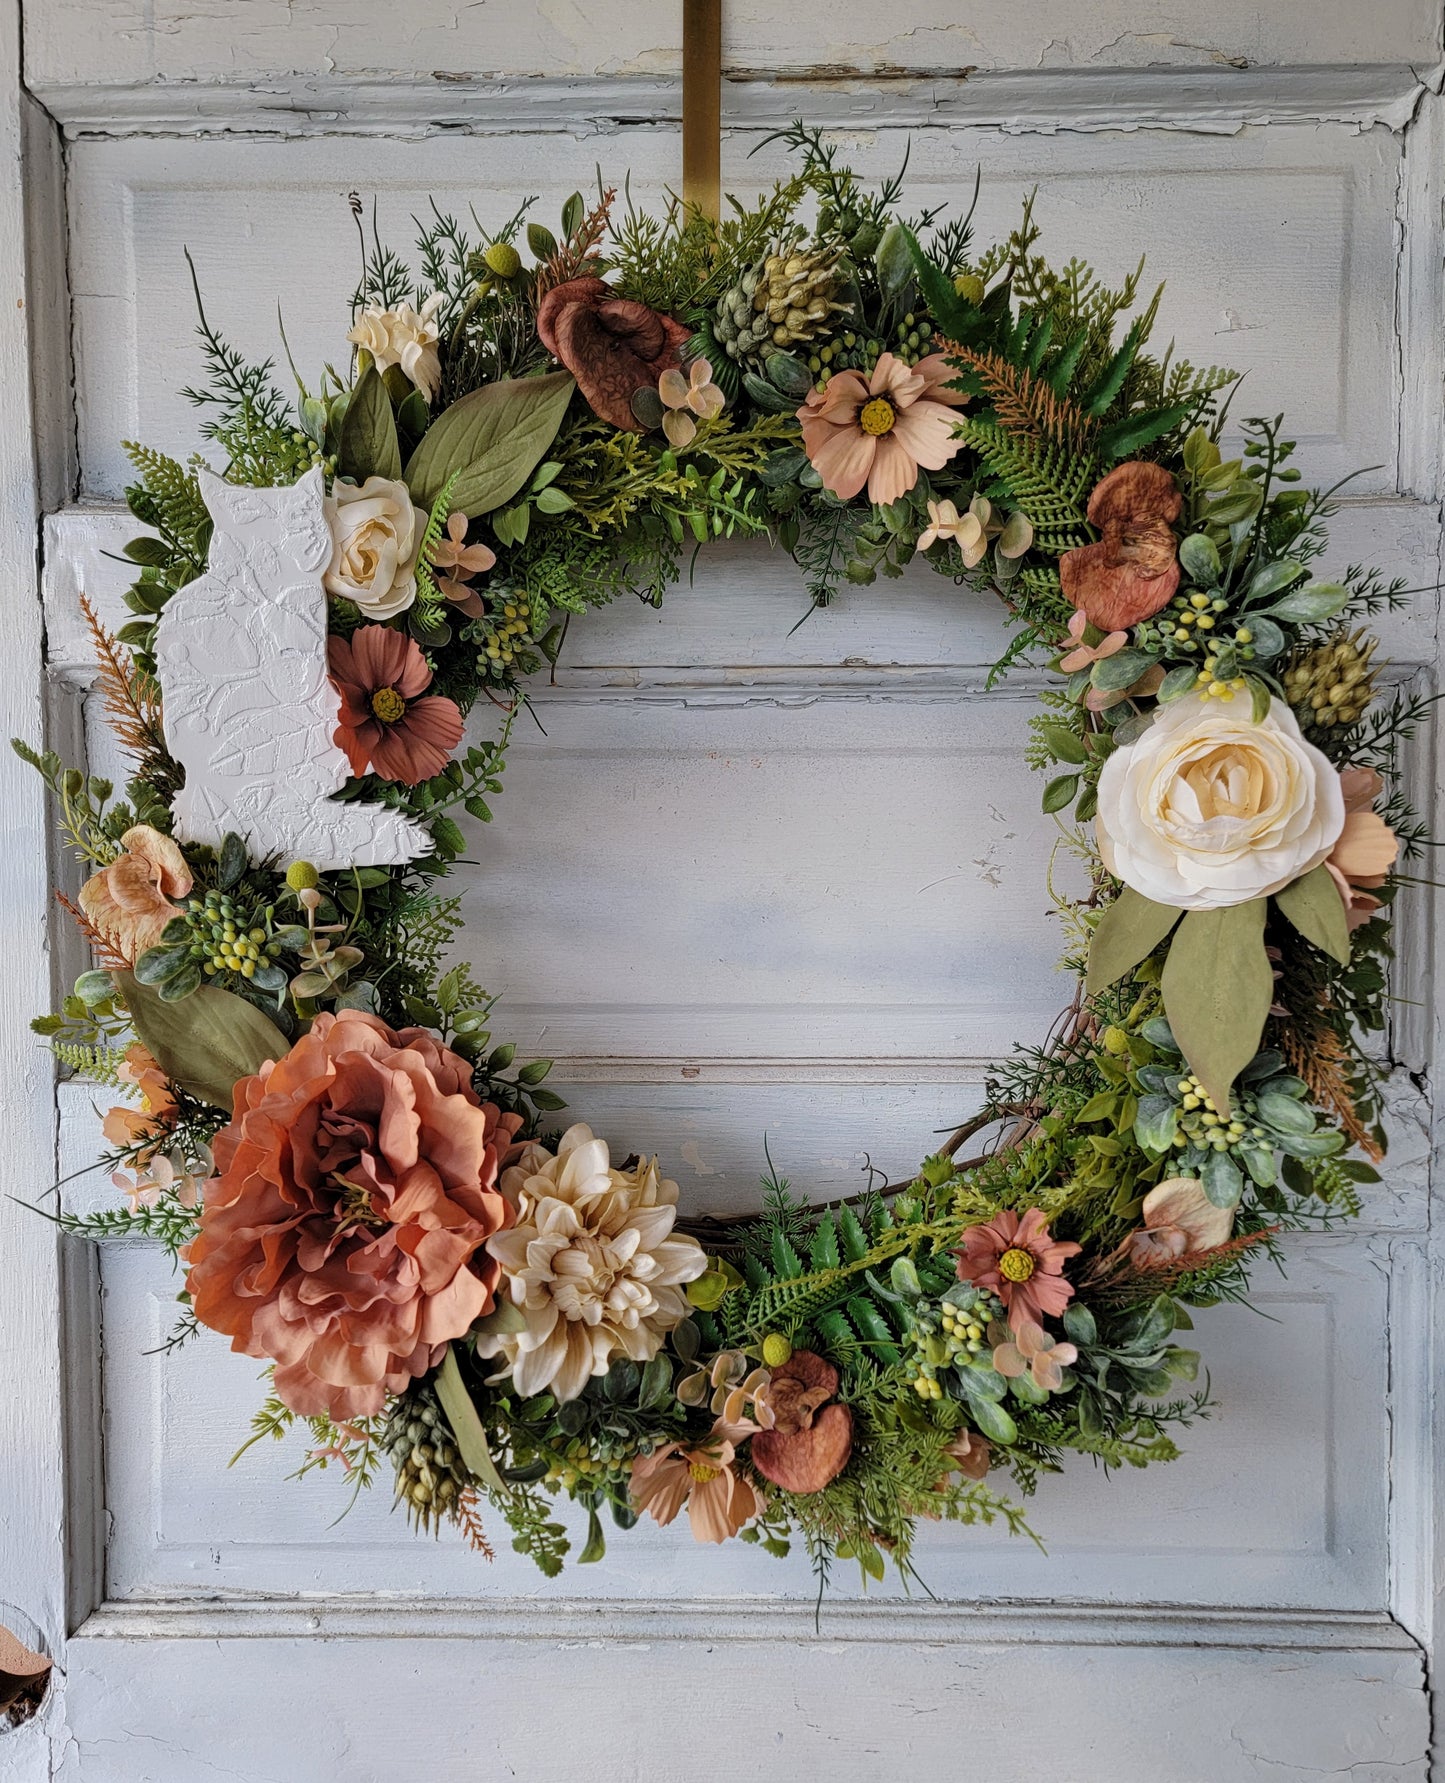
(347, 294, 444, 401)
(1094, 692, 1345, 910)
(479, 1125, 707, 1401)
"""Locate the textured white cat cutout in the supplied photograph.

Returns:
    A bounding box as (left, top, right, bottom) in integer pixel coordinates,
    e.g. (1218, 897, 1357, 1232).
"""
(155, 466, 431, 869)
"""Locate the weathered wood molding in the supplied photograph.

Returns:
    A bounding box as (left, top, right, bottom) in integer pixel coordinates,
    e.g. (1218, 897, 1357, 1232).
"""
(29, 62, 1445, 142)
(75, 1595, 1425, 1651)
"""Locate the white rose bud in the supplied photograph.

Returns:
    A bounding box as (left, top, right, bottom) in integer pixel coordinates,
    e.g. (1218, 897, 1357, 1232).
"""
(323, 476, 428, 621)
(1094, 692, 1345, 910)
(346, 294, 443, 402)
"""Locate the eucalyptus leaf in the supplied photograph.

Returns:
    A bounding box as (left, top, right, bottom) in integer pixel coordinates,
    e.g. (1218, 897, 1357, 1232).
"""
(1159, 664, 1200, 703)
(874, 221, 913, 297)
(1159, 899, 1272, 1116)
(1245, 559, 1303, 603)
(1086, 887, 1183, 998)
(1274, 862, 1351, 965)
(119, 972, 289, 1111)
(1202, 1147, 1243, 1209)
(1256, 582, 1350, 624)
(1254, 1092, 1317, 1136)
(1178, 532, 1220, 585)
(958, 1392, 1018, 1446)
(1244, 616, 1286, 659)
(1062, 1303, 1098, 1346)
(1091, 647, 1158, 693)
(404, 371, 575, 515)
(1133, 1093, 1179, 1154)
(337, 365, 402, 483)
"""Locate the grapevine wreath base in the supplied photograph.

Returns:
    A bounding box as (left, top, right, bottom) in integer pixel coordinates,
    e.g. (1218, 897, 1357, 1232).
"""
(22, 129, 1419, 1587)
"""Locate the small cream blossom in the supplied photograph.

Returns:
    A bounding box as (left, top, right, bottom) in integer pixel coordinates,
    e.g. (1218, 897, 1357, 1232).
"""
(323, 476, 429, 620)
(347, 294, 444, 401)
(479, 1124, 708, 1402)
(1093, 692, 1345, 910)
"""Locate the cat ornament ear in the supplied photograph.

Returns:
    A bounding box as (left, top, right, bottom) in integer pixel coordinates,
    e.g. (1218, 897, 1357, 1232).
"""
(156, 469, 432, 870)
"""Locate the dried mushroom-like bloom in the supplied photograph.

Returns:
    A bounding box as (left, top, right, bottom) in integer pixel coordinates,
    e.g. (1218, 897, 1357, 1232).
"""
(78, 825, 193, 964)
(748, 1350, 853, 1494)
(536, 277, 690, 430)
(1060, 461, 1182, 632)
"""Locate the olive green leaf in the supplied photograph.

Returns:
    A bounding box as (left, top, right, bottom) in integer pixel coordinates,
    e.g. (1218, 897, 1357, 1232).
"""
(118, 971, 289, 1110)
(404, 371, 575, 516)
(1274, 862, 1351, 966)
(435, 1346, 505, 1493)
(1159, 900, 1272, 1117)
(337, 364, 401, 483)
(1086, 887, 1183, 998)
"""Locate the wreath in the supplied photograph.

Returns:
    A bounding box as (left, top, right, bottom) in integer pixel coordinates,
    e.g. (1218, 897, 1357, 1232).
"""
(20, 127, 1418, 1588)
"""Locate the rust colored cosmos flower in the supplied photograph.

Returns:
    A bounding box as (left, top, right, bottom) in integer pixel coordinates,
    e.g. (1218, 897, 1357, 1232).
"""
(327, 624, 464, 786)
(536, 277, 690, 431)
(749, 1350, 853, 1494)
(1060, 461, 1183, 632)
(955, 1207, 1081, 1337)
(184, 1009, 523, 1419)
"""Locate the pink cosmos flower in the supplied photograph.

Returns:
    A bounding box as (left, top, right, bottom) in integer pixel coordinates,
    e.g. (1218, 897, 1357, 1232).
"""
(955, 1207, 1081, 1335)
(630, 1420, 762, 1543)
(797, 352, 968, 507)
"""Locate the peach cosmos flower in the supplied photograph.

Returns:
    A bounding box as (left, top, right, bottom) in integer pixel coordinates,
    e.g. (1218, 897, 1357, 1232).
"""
(1325, 766, 1398, 931)
(955, 1207, 1081, 1335)
(78, 825, 192, 965)
(328, 624, 465, 786)
(630, 1420, 763, 1544)
(184, 1009, 523, 1419)
(1060, 461, 1182, 632)
(797, 352, 968, 507)
(1126, 1175, 1235, 1268)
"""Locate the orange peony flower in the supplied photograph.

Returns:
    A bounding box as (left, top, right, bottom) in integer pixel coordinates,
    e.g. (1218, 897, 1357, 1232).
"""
(78, 825, 192, 965)
(630, 1420, 762, 1544)
(328, 625, 465, 787)
(1060, 461, 1182, 632)
(797, 352, 968, 507)
(185, 1009, 522, 1419)
(955, 1207, 1081, 1336)
(1325, 766, 1398, 931)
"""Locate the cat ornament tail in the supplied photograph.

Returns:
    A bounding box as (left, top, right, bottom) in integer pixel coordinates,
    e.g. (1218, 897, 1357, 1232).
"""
(154, 466, 432, 870)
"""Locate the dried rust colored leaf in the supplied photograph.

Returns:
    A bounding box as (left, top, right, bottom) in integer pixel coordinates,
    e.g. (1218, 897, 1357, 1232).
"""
(1060, 460, 1182, 631)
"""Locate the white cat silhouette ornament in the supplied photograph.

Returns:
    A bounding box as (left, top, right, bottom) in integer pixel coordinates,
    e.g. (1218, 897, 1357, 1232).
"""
(155, 466, 432, 869)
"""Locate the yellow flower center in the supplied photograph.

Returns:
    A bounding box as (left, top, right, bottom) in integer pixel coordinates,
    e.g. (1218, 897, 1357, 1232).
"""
(859, 396, 896, 436)
(332, 1174, 386, 1231)
(689, 1461, 721, 1484)
(370, 685, 406, 723)
(998, 1246, 1037, 1284)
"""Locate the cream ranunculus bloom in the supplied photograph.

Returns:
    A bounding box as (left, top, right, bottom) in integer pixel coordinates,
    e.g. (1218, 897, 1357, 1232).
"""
(323, 476, 429, 620)
(478, 1124, 708, 1402)
(1094, 692, 1345, 910)
(346, 294, 443, 401)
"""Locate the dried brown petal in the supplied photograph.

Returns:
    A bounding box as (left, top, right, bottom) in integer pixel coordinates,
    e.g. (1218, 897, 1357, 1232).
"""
(535, 277, 689, 431)
(1060, 460, 1183, 631)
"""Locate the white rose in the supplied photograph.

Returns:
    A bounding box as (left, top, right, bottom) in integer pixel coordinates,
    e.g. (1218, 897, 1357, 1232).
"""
(346, 294, 443, 401)
(323, 476, 428, 620)
(1094, 692, 1345, 910)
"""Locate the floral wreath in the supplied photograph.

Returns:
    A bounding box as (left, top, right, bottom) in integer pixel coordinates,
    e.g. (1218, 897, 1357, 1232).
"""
(20, 127, 1419, 1587)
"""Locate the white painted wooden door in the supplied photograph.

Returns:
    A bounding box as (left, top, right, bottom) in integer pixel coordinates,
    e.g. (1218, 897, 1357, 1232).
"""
(3, 5, 1444, 1778)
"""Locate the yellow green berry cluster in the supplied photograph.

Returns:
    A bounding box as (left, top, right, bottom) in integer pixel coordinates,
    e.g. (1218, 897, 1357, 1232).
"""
(809, 330, 882, 387)
(1170, 1073, 1267, 1156)
(183, 889, 285, 981)
(891, 311, 932, 367)
(543, 1437, 633, 1495)
(905, 1286, 1001, 1400)
(479, 598, 532, 675)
